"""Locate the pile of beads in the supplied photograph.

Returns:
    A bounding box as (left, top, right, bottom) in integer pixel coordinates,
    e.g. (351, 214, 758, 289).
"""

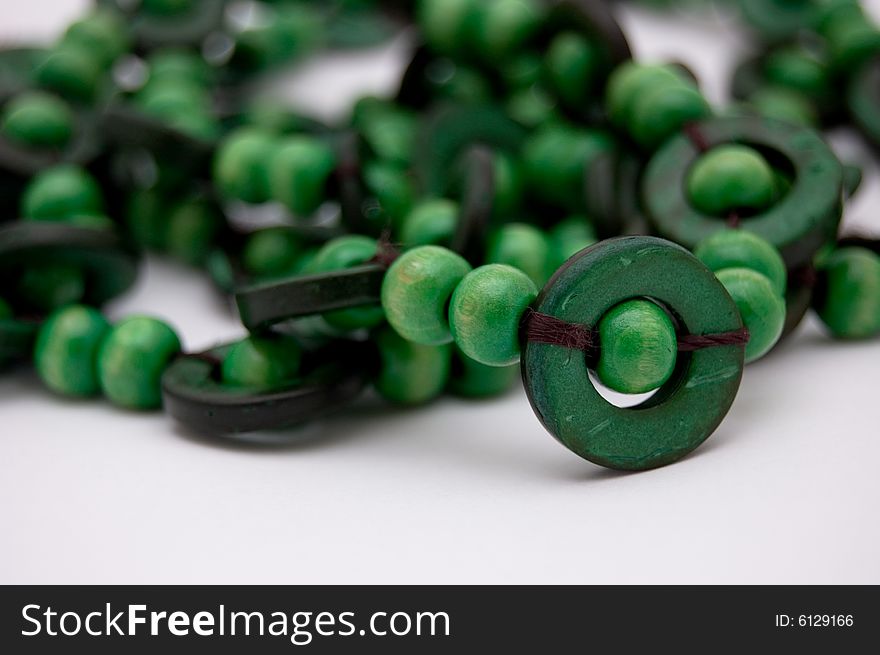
(0, 0, 878, 472)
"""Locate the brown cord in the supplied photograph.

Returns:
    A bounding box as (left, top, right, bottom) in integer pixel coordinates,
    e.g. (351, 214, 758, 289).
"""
(682, 122, 710, 153)
(369, 230, 401, 269)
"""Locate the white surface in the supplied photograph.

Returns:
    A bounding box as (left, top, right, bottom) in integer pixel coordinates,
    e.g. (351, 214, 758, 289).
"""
(2, 1, 880, 585)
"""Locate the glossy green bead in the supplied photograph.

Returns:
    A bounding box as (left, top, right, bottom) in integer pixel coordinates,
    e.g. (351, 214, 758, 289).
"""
(137, 80, 211, 116)
(309, 236, 385, 330)
(165, 198, 220, 265)
(814, 247, 880, 339)
(213, 128, 276, 204)
(400, 199, 458, 248)
(486, 223, 552, 287)
(147, 49, 211, 87)
(221, 335, 302, 390)
(449, 264, 537, 366)
(473, 0, 542, 60)
(548, 216, 597, 270)
(352, 99, 416, 167)
(716, 267, 785, 363)
(418, 0, 478, 54)
(1, 91, 74, 149)
(98, 316, 182, 410)
(125, 189, 167, 250)
(694, 229, 787, 295)
(34, 305, 110, 397)
(505, 86, 558, 129)
(18, 265, 85, 313)
(374, 325, 452, 406)
(823, 12, 880, 71)
(764, 47, 829, 101)
(36, 43, 103, 103)
(687, 145, 777, 217)
(364, 161, 416, 231)
(596, 299, 678, 394)
(268, 137, 336, 217)
(382, 245, 472, 345)
(630, 82, 711, 149)
(63, 11, 129, 66)
(22, 165, 103, 221)
(242, 228, 303, 278)
(606, 63, 683, 128)
(748, 86, 817, 127)
(448, 348, 519, 398)
(545, 31, 601, 107)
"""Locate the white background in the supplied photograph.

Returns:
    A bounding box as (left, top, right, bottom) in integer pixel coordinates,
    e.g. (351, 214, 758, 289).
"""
(1, 1, 879, 584)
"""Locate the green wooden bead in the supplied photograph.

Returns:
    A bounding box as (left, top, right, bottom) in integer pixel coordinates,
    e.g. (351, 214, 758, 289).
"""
(18, 264, 85, 313)
(374, 324, 452, 406)
(687, 144, 777, 216)
(596, 299, 678, 394)
(764, 47, 830, 101)
(165, 198, 220, 265)
(35, 43, 103, 103)
(137, 80, 211, 116)
(492, 152, 523, 217)
(630, 82, 711, 149)
(147, 49, 211, 87)
(1, 91, 74, 149)
(400, 199, 458, 248)
(63, 11, 129, 66)
(34, 305, 110, 397)
(221, 335, 302, 390)
(268, 137, 337, 217)
(352, 99, 416, 167)
(382, 245, 472, 345)
(473, 0, 542, 60)
(716, 267, 785, 363)
(748, 86, 817, 127)
(125, 189, 167, 250)
(418, 0, 478, 54)
(449, 264, 537, 366)
(606, 63, 683, 128)
(486, 223, 552, 287)
(364, 161, 416, 231)
(548, 216, 597, 270)
(501, 54, 543, 90)
(242, 228, 303, 278)
(309, 236, 385, 330)
(213, 128, 276, 204)
(98, 316, 182, 410)
(694, 229, 787, 295)
(545, 31, 601, 107)
(814, 247, 880, 339)
(448, 348, 519, 398)
(505, 86, 558, 129)
(22, 165, 103, 221)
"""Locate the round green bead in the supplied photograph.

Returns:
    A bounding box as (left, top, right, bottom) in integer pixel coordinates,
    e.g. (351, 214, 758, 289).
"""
(374, 325, 452, 406)
(764, 47, 829, 100)
(545, 31, 601, 107)
(309, 236, 385, 330)
(242, 228, 303, 278)
(98, 316, 182, 410)
(165, 198, 220, 265)
(596, 299, 678, 394)
(36, 43, 103, 103)
(716, 267, 785, 363)
(505, 86, 558, 129)
(382, 245, 472, 345)
(473, 0, 542, 60)
(364, 161, 416, 231)
(501, 54, 543, 90)
(606, 63, 683, 128)
(137, 80, 211, 116)
(22, 164, 103, 221)
(630, 82, 711, 149)
(221, 335, 302, 390)
(63, 11, 129, 66)
(400, 199, 458, 248)
(125, 189, 167, 250)
(418, 0, 478, 54)
(748, 86, 817, 127)
(548, 216, 597, 271)
(449, 264, 537, 366)
(491, 152, 523, 217)
(213, 128, 276, 204)
(268, 137, 337, 217)
(695, 229, 787, 295)
(353, 100, 416, 167)
(18, 264, 85, 313)
(814, 247, 880, 339)
(1, 91, 74, 149)
(687, 144, 777, 216)
(486, 223, 552, 287)
(147, 49, 211, 87)
(448, 348, 519, 398)
(34, 305, 110, 398)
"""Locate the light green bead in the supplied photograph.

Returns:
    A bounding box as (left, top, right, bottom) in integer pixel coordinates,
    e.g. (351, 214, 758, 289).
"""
(448, 348, 519, 398)
(548, 216, 597, 270)
(22, 164, 103, 220)
(400, 199, 458, 248)
(221, 335, 302, 390)
(473, 0, 542, 60)
(36, 43, 104, 103)
(687, 144, 777, 216)
(506, 86, 558, 129)
(1, 91, 74, 149)
(242, 228, 303, 278)
(382, 245, 472, 345)
(597, 299, 678, 394)
(147, 49, 211, 87)
(165, 198, 220, 265)
(268, 137, 337, 217)
(449, 264, 537, 366)
(63, 10, 129, 66)
(716, 267, 785, 363)
(213, 127, 277, 204)
(630, 82, 711, 149)
(814, 247, 880, 339)
(694, 229, 787, 295)
(764, 47, 830, 101)
(748, 86, 817, 127)
(137, 80, 211, 116)
(605, 63, 683, 128)
(98, 316, 182, 410)
(309, 236, 385, 330)
(486, 223, 552, 287)
(418, 0, 478, 54)
(18, 265, 85, 313)
(374, 325, 452, 406)
(34, 305, 110, 397)
(352, 99, 416, 167)
(364, 161, 416, 231)
(545, 31, 601, 107)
